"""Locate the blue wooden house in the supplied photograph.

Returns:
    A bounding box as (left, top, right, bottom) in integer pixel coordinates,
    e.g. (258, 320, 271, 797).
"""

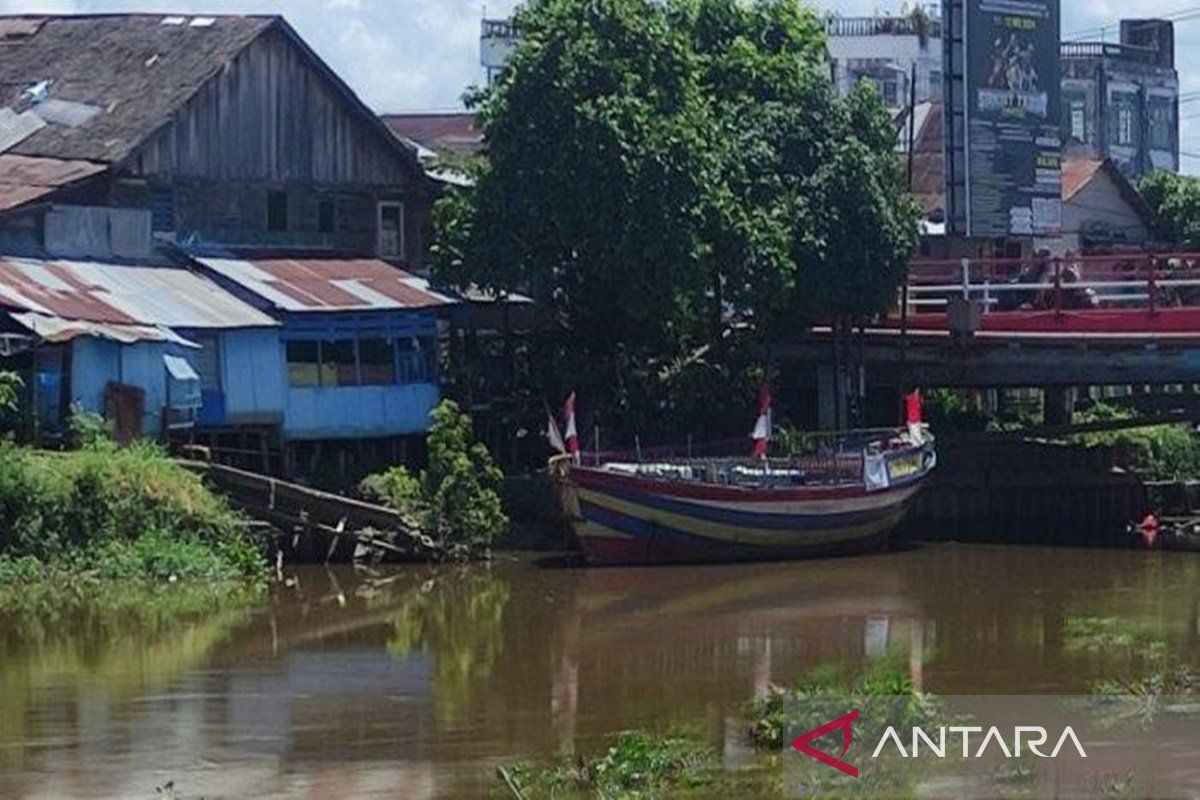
(0, 254, 280, 440)
(190, 250, 457, 445)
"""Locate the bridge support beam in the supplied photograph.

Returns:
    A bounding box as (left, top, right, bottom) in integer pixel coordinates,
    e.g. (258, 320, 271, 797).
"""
(1043, 387, 1073, 427)
(817, 365, 842, 431)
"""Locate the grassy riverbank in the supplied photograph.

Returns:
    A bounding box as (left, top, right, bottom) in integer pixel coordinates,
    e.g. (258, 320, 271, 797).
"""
(0, 439, 267, 597)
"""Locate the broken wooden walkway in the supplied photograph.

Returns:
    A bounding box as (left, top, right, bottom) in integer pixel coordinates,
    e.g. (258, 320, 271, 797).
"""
(178, 459, 446, 564)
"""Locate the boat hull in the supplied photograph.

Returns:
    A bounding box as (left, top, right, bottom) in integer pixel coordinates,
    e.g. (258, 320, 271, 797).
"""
(553, 453, 932, 566)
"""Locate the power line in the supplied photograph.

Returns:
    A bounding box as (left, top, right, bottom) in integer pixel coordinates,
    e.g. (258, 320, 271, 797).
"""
(1064, 6, 1200, 42)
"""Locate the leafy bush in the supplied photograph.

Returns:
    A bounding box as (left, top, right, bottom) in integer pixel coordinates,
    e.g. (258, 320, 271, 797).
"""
(1071, 403, 1200, 481)
(362, 400, 509, 553)
(498, 731, 719, 798)
(0, 440, 264, 581)
(0, 370, 20, 413)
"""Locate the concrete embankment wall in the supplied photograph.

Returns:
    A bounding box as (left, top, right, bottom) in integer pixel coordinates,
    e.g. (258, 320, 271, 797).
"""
(900, 438, 1147, 546)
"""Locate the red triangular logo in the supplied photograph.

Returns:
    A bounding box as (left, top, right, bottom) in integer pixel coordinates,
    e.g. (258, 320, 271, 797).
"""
(791, 709, 860, 778)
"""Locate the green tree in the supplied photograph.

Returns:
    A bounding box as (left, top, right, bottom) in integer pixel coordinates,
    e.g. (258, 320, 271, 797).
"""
(434, 0, 919, 438)
(1139, 171, 1200, 248)
(362, 400, 508, 552)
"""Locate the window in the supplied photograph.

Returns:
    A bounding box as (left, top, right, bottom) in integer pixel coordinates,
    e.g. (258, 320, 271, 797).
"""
(1109, 92, 1138, 147)
(1068, 101, 1085, 142)
(359, 337, 397, 385)
(287, 341, 320, 387)
(318, 198, 335, 234)
(288, 335, 435, 389)
(322, 339, 358, 387)
(397, 337, 426, 384)
(267, 191, 289, 232)
(928, 70, 943, 97)
(1118, 105, 1134, 146)
(150, 189, 175, 233)
(190, 334, 222, 392)
(1148, 96, 1174, 151)
(869, 76, 900, 107)
(378, 201, 404, 259)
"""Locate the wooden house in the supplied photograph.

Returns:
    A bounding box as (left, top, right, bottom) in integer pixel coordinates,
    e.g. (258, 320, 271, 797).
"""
(0, 13, 435, 262)
(0, 14, 456, 471)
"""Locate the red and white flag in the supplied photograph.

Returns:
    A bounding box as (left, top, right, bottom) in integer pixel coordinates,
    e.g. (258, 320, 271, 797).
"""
(750, 382, 772, 459)
(905, 389, 924, 442)
(563, 392, 580, 458)
(546, 405, 567, 455)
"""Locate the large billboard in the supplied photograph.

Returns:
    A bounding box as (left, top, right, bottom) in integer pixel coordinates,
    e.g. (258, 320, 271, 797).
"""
(963, 0, 1062, 237)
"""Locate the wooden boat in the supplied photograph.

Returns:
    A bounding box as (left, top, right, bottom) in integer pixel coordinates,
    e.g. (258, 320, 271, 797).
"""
(549, 428, 937, 566)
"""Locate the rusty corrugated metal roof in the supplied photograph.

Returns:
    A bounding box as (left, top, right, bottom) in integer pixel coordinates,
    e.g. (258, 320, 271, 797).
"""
(196, 255, 458, 313)
(0, 154, 106, 212)
(8, 312, 198, 346)
(0, 256, 278, 330)
(381, 112, 482, 155)
(1062, 159, 1105, 200)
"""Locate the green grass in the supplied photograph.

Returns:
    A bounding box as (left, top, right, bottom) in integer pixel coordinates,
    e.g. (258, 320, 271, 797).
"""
(0, 439, 266, 584)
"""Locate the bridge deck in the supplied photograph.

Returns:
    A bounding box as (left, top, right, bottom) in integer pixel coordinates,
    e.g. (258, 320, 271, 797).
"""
(896, 253, 1200, 341)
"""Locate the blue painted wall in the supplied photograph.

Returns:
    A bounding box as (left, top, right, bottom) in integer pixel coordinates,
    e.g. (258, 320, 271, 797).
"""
(285, 382, 440, 439)
(179, 327, 285, 427)
(277, 311, 442, 441)
(71, 337, 173, 436)
(68, 310, 441, 441)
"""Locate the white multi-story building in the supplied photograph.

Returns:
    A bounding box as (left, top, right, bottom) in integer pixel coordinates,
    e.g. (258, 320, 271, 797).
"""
(826, 10, 943, 108)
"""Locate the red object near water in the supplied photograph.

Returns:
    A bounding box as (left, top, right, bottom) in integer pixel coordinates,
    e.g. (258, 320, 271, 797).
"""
(750, 382, 772, 458)
(563, 392, 579, 456)
(1138, 514, 1159, 548)
(905, 390, 923, 426)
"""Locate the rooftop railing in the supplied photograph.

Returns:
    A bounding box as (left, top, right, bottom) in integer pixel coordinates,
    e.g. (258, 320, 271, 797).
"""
(481, 18, 517, 39)
(1061, 41, 1162, 65)
(826, 16, 943, 38)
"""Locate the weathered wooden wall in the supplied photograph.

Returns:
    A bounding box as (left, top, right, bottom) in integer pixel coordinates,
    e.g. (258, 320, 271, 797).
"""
(131, 26, 410, 186)
(117, 24, 430, 262)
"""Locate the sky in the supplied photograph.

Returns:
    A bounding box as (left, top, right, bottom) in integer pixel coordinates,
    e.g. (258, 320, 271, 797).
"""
(5, 0, 1199, 171)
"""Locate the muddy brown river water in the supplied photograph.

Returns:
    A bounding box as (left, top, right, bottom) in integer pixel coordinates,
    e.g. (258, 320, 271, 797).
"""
(0, 543, 1197, 798)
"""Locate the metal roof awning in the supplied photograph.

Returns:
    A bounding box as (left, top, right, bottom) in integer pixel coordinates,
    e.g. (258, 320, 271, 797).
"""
(8, 312, 198, 347)
(194, 254, 458, 313)
(0, 255, 278, 330)
(163, 353, 200, 381)
(0, 154, 107, 213)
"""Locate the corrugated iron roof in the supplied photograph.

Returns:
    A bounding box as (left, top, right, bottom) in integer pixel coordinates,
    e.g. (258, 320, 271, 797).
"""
(9, 311, 198, 346)
(1062, 159, 1105, 200)
(381, 112, 482, 156)
(196, 255, 458, 313)
(0, 153, 107, 212)
(0, 256, 278, 330)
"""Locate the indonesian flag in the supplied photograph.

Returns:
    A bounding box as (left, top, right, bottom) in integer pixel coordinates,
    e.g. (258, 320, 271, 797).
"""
(905, 389, 924, 442)
(563, 393, 580, 457)
(751, 382, 772, 459)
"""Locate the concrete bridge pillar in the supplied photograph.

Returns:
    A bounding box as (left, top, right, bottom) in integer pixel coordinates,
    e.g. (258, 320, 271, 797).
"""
(1043, 387, 1073, 427)
(817, 365, 845, 431)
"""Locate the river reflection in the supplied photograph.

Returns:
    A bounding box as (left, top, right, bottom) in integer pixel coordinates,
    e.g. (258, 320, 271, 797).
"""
(0, 544, 1198, 798)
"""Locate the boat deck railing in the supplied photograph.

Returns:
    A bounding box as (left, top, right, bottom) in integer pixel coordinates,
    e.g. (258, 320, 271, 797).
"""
(581, 428, 922, 489)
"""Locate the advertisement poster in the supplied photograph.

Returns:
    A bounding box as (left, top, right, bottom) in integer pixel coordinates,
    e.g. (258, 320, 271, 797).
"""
(965, 0, 1062, 237)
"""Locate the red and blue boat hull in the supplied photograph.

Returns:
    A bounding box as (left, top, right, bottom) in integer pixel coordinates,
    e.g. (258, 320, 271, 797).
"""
(552, 445, 934, 566)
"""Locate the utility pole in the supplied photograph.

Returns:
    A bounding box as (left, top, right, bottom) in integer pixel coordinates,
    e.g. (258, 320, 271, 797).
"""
(899, 60, 918, 422)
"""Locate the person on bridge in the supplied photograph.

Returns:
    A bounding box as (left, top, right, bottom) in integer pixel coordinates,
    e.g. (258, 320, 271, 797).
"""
(1061, 256, 1099, 310)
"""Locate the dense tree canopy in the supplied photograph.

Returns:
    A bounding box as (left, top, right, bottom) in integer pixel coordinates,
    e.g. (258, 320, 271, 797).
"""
(1140, 171, 1200, 249)
(433, 0, 920, 439)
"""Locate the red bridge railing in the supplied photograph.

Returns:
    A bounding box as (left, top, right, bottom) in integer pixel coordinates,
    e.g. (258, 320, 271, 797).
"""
(901, 254, 1200, 335)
